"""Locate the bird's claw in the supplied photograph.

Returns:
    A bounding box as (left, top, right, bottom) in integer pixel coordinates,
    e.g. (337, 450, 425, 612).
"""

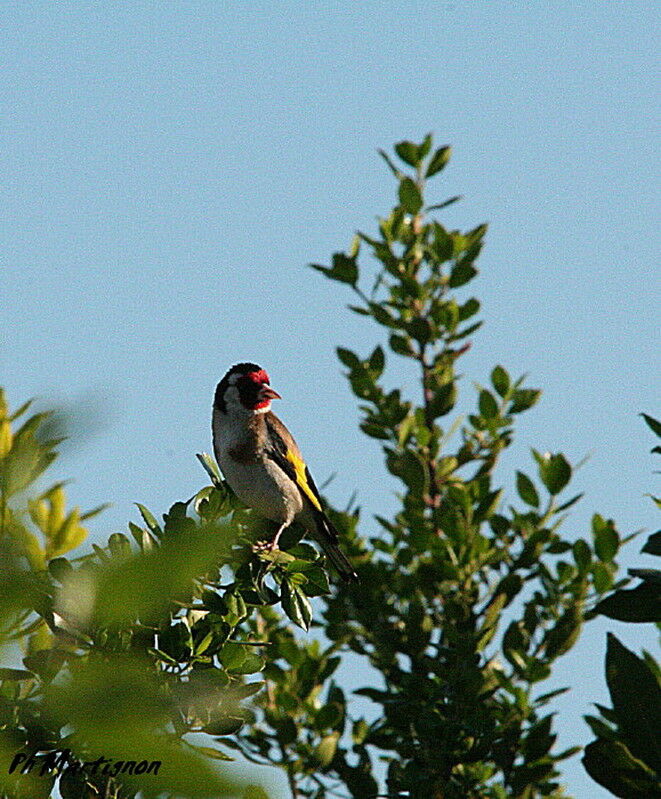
(252, 539, 279, 553)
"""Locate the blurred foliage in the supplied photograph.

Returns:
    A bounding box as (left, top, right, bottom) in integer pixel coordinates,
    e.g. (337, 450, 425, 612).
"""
(582, 414, 661, 797)
(0, 390, 288, 798)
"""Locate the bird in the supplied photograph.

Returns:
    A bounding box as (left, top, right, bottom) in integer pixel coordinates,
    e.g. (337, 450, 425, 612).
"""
(212, 362, 357, 581)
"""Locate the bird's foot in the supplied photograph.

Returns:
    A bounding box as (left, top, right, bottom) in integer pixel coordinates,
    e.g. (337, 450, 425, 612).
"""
(252, 538, 280, 553)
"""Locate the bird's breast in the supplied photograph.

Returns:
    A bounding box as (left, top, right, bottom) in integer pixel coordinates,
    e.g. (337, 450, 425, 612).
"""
(212, 413, 302, 524)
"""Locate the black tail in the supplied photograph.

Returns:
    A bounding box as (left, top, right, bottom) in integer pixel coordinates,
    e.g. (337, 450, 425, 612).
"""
(311, 511, 358, 582)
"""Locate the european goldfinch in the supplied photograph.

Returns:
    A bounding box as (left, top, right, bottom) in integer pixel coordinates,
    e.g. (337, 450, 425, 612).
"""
(212, 363, 357, 581)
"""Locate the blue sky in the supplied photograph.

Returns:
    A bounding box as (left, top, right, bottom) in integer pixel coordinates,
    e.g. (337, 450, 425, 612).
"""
(2, 4, 659, 797)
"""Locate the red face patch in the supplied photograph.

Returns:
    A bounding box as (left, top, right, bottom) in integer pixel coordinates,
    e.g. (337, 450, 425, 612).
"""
(237, 369, 272, 410)
(245, 369, 270, 385)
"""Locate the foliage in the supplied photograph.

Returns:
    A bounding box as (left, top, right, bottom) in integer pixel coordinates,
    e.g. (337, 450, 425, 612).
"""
(582, 413, 661, 797)
(0, 390, 327, 798)
(232, 136, 627, 798)
(0, 135, 636, 799)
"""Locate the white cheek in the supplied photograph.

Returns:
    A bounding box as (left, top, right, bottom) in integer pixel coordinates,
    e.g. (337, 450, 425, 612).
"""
(254, 403, 271, 414)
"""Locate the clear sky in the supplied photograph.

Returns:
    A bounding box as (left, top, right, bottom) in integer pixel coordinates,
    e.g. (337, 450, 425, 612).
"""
(2, 4, 659, 797)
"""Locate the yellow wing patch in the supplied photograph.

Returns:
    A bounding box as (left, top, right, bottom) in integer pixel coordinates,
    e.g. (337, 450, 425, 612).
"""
(285, 450, 322, 512)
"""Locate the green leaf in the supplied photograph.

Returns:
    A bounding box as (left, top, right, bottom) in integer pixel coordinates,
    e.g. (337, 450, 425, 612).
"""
(315, 732, 340, 767)
(427, 194, 461, 211)
(459, 297, 480, 321)
(281, 579, 312, 631)
(584, 714, 617, 740)
(437, 299, 459, 332)
(544, 604, 582, 659)
(135, 503, 162, 536)
(626, 566, 660, 583)
(592, 561, 615, 594)
(475, 487, 502, 521)
(389, 333, 413, 357)
(516, 472, 540, 508)
(491, 365, 511, 397)
(108, 532, 132, 558)
(428, 381, 457, 419)
(432, 222, 453, 261)
(79, 502, 110, 521)
(408, 317, 434, 344)
(418, 133, 432, 160)
(523, 714, 555, 761)
(595, 584, 661, 622)
(218, 642, 247, 671)
(159, 621, 192, 660)
(225, 591, 248, 621)
(257, 548, 296, 566)
(377, 148, 404, 178)
(332, 252, 359, 285)
(196, 451, 223, 486)
(231, 652, 266, 675)
(300, 564, 331, 596)
(448, 261, 477, 288)
(573, 539, 592, 572)
(310, 253, 358, 286)
(592, 514, 620, 561)
(48, 556, 73, 582)
(537, 452, 572, 495)
(555, 492, 584, 512)
(510, 389, 541, 413)
(386, 449, 427, 494)
(641, 413, 661, 438)
(368, 345, 385, 377)
(536, 687, 570, 707)
(93, 525, 226, 624)
(288, 541, 319, 560)
(235, 682, 265, 701)
(336, 347, 361, 369)
(606, 633, 661, 773)
(394, 140, 419, 167)
(315, 701, 343, 730)
(352, 718, 369, 744)
(493, 574, 523, 606)
(479, 389, 499, 419)
(8, 398, 34, 421)
(426, 145, 451, 177)
(455, 320, 483, 340)
(399, 177, 423, 215)
(582, 739, 660, 798)
(360, 421, 388, 440)
(642, 531, 661, 556)
(369, 302, 397, 327)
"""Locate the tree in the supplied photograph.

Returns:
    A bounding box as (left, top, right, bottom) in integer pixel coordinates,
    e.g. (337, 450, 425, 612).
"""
(0, 135, 628, 799)
(581, 413, 661, 798)
(231, 135, 629, 798)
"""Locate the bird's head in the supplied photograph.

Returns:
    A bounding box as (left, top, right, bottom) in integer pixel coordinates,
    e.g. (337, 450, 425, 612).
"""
(215, 362, 281, 416)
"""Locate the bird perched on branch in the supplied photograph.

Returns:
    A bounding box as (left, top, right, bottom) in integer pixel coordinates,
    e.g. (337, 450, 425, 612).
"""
(212, 362, 357, 581)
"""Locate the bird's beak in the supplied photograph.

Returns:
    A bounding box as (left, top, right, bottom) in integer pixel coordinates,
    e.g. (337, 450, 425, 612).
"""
(259, 385, 281, 402)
